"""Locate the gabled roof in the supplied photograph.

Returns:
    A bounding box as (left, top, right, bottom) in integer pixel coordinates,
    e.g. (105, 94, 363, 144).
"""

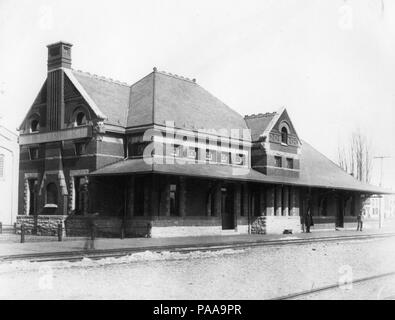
(90, 140, 391, 194)
(70, 69, 249, 135)
(244, 107, 301, 144)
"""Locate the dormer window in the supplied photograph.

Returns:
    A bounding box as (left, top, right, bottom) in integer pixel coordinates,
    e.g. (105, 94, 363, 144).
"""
(30, 119, 40, 133)
(281, 127, 288, 144)
(75, 112, 87, 126)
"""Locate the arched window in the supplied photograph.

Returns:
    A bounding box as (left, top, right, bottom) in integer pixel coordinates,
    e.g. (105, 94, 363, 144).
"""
(30, 119, 40, 133)
(281, 127, 288, 144)
(75, 112, 87, 126)
(46, 183, 58, 205)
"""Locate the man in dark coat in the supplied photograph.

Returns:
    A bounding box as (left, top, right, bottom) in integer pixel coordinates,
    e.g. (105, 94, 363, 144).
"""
(305, 198, 313, 233)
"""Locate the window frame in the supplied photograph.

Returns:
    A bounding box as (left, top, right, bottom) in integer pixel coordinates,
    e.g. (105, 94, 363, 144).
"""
(274, 156, 282, 168)
(286, 158, 294, 169)
(29, 147, 39, 160)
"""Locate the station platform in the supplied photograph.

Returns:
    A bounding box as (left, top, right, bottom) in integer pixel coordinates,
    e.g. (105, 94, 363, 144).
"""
(1, 227, 395, 262)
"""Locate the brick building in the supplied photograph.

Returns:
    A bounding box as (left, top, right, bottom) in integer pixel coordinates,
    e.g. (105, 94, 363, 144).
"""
(17, 41, 389, 237)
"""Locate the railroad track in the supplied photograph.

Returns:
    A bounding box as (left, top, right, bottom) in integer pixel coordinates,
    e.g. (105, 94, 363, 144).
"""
(1, 232, 395, 263)
(274, 271, 395, 300)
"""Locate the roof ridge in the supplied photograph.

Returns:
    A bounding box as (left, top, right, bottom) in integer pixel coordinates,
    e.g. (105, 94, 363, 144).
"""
(156, 69, 196, 84)
(244, 112, 276, 119)
(72, 69, 130, 87)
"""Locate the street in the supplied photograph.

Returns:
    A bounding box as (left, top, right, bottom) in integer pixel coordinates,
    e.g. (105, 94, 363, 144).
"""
(1, 237, 395, 299)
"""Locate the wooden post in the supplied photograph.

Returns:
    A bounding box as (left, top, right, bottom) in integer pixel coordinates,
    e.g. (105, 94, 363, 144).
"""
(276, 185, 282, 216)
(282, 186, 289, 216)
(57, 223, 63, 241)
(259, 185, 266, 216)
(266, 187, 275, 216)
(21, 224, 25, 243)
(179, 177, 186, 217)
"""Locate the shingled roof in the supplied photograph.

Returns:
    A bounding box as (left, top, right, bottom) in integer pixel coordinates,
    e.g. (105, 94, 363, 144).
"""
(71, 70, 130, 127)
(70, 69, 248, 134)
(244, 112, 276, 141)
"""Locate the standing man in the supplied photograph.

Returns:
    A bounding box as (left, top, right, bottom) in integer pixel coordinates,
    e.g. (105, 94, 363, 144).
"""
(357, 207, 364, 231)
(305, 197, 313, 233)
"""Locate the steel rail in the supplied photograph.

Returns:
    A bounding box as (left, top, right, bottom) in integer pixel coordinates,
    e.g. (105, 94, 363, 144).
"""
(273, 271, 395, 300)
(1, 232, 395, 263)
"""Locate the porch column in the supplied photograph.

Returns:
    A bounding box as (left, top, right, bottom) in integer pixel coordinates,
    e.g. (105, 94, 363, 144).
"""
(214, 182, 222, 216)
(234, 184, 241, 217)
(81, 176, 89, 216)
(266, 187, 275, 216)
(161, 177, 170, 217)
(290, 187, 300, 216)
(179, 177, 186, 217)
(259, 185, 266, 216)
(128, 176, 135, 217)
(143, 177, 150, 216)
(275, 185, 282, 216)
(150, 175, 159, 216)
(282, 186, 289, 216)
(207, 192, 212, 216)
(242, 184, 249, 216)
(24, 179, 30, 215)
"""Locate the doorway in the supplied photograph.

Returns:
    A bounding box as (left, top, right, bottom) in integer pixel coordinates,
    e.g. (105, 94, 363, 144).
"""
(221, 186, 235, 230)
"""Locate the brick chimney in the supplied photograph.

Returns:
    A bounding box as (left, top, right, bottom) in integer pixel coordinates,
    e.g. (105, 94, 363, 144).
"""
(46, 41, 72, 131)
(47, 41, 72, 72)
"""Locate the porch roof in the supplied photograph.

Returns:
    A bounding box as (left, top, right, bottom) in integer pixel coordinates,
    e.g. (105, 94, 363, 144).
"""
(89, 141, 392, 195)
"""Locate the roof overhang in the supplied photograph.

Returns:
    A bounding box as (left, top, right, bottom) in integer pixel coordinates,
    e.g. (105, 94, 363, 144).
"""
(89, 158, 392, 194)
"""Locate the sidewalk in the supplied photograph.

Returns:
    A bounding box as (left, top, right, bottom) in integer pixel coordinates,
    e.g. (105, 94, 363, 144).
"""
(1, 228, 395, 262)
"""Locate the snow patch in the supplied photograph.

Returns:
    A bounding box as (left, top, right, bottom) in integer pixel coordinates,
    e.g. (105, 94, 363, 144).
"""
(0, 248, 247, 273)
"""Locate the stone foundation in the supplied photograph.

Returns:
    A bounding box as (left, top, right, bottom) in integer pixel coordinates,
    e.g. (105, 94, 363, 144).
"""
(65, 216, 152, 237)
(16, 215, 67, 236)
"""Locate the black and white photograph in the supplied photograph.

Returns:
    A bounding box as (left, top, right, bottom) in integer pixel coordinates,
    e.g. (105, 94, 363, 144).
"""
(1, 0, 395, 306)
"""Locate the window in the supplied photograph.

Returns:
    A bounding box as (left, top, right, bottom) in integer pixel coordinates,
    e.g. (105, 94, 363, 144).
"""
(206, 149, 213, 161)
(234, 154, 243, 165)
(275, 156, 282, 168)
(170, 184, 179, 216)
(281, 127, 288, 144)
(128, 134, 149, 157)
(221, 153, 228, 164)
(169, 145, 182, 157)
(75, 112, 87, 126)
(46, 183, 58, 205)
(30, 119, 40, 133)
(29, 147, 39, 160)
(0, 154, 4, 178)
(188, 148, 196, 159)
(286, 158, 294, 169)
(74, 142, 86, 156)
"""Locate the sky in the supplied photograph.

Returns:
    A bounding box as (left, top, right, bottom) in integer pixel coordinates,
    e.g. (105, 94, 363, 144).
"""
(0, 0, 394, 189)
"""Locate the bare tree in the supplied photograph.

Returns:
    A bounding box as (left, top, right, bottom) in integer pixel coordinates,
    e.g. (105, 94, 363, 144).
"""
(338, 129, 372, 183)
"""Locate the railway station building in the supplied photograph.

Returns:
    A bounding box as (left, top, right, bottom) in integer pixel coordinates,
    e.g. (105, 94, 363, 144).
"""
(16, 42, 390, 237)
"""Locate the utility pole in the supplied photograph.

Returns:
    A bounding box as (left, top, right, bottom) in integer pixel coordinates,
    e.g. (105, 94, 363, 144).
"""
(373, 156, 391, 187)
(373, 156, 391, 228)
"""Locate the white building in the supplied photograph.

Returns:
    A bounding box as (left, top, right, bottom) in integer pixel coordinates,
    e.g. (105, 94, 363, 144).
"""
(0, 122, 19, 226)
